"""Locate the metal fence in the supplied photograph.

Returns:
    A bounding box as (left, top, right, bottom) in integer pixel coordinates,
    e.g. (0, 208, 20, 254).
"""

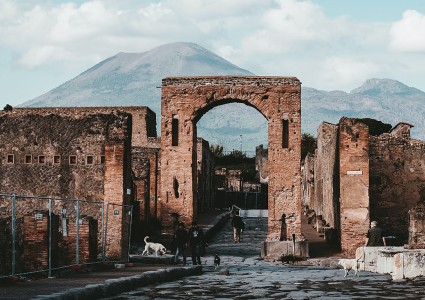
(0, 194, 133, 279)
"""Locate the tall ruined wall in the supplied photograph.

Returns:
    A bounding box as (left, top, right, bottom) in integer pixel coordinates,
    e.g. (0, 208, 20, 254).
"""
(0, 109, 133, 258)
(197, 138, 215, 213)
(369, 127, 425, 243)
(0, 111, 130, 199)
(301, 153, 314, 208)
(313, 122, 339, 228)
(339, 118, 370, 256)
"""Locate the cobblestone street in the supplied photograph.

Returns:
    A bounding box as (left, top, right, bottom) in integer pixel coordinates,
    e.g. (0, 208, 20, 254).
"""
(104, 217, 425, 299)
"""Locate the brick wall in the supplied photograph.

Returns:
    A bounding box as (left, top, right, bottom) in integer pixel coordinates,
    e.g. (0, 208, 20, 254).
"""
(339, 118, 370, 256)
(160, 76, 302, 240)
(369, 125, 425, 243)
(313, 122, 339, 228)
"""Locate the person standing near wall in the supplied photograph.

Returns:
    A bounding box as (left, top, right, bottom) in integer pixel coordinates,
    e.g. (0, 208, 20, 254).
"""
(188, 221, 204, 265)
(231, 211, 244, 243)
(365, 220, 387, 246)
(174, 222, 188, 265)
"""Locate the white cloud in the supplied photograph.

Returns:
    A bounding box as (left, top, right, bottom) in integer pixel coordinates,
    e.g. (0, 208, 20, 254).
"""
(0, 0, 423, 95)
(390, 10, 425, 52)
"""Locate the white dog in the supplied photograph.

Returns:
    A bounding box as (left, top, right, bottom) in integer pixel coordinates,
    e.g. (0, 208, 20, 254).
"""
(338, 247, 364, 277)
(338, 258, 360, 277)
(142, 236, 167, 256)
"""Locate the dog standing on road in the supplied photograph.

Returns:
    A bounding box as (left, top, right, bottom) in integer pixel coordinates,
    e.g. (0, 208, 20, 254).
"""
(338, 247, 365, 277)
(214, 253, 221, 270)
(142, 236, 167, 257)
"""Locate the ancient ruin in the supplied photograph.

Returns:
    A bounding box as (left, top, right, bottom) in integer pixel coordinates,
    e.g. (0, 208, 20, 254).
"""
(303, 118, 425, 256)
(160, 76, 302, 242)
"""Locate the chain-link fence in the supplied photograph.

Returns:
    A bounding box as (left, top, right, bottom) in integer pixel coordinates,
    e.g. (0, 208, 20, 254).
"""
(0, 194, 133, 278)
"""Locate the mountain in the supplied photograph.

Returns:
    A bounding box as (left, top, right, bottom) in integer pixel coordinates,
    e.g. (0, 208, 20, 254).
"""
(19, 43, 425, 154)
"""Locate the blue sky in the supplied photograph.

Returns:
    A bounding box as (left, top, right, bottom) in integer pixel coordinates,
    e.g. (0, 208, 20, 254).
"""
(1, 0, 425, 109)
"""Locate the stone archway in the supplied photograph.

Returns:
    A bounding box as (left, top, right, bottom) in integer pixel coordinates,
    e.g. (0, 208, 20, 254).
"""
(160, 76, 302, 242)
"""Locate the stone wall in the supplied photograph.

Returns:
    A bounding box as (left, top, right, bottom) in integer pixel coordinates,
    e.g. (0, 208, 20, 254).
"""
(197, 138, 215, 213)
(305, 117, 425, 256)
(255, 145, 268, 184)
(408, 201, 425, 248)
(369, 124, 425, 244)
(0, 107, 155, 259)
(160, 76, 302, 240)
(313, 122, 339, 228)
(338, 118, 370, 255)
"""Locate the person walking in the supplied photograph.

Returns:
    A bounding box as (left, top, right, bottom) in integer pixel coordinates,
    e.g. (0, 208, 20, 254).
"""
(174, 222, 188, 265)
(365, 220, 387, 246)
(188, 220, 204, 265)
(231, 211, 244, 243)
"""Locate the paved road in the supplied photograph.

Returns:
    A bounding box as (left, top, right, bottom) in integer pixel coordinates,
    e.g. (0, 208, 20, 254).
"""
(104, 218, 425, 299)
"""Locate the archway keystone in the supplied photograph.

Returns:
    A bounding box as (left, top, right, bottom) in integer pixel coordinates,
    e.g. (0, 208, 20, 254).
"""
(160, 76, 302, 242)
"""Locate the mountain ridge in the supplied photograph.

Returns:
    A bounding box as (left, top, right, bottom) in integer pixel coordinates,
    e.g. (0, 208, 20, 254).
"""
(19, 42, 425, 153)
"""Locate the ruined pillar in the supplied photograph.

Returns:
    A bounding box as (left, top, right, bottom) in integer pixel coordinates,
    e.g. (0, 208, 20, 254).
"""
(339, 118, 370, 256)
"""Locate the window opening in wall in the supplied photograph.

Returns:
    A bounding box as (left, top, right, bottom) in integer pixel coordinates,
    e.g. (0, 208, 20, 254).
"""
(282, 119, 289, 148)
(173, 176, 179, 198)
(38, 155, 45, 164)
(69, 155, 77, 165)
(25, 155, 32, 164)
(86, 155, 94, 165)
(100, 155, 105, 164)
(7, 154, 14, 164)
(54, 156, 61, 164)
(172, 115, 179, 146)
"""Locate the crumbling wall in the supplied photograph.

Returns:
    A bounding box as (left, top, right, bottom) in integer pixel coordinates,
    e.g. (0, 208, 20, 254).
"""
(197, 138, 215, 213)
(408, 201, 425, 248)
(339, 118, 370, 256)
(313, 122, 339, 228)
(370, 127, 425, 244)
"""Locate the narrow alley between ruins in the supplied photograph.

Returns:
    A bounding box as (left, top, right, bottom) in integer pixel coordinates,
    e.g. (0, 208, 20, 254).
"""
(103, 217, 425, 300)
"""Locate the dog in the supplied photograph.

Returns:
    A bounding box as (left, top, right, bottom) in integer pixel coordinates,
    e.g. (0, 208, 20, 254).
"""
(338, 247, 364, 277)
(214, 253, 221, 270)
(142, 236, 167, 257)
(338, 258, 360, 277)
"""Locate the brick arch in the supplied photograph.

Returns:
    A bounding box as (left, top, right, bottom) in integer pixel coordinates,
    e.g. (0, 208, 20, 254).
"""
(160, 76, 302, 241)
(193, 98, 268, 124)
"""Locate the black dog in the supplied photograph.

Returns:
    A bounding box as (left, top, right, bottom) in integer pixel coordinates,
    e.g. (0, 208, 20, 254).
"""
(214, 253, 221, 270)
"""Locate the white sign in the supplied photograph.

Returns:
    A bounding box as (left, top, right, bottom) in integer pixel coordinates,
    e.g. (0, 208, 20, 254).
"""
(347, 170, 363, 175)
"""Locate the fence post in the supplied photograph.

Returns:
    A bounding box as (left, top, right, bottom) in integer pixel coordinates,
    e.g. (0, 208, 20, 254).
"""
(75, 200, 80, 265)
(11, 194, 16, 276)
(48, 197, 53, 278)
(104, 203, 110, 260)
(101, 202, 106, 261)
(127, 205, 133, 263)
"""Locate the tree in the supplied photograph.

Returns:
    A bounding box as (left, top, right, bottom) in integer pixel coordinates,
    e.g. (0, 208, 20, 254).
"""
(210, 144, 224, 157)
(3, 104, 12, 111)
(301, 133, 317, 160)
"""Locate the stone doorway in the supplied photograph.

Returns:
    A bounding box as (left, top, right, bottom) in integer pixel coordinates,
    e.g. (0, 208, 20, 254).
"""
(160, 76, 302, 242)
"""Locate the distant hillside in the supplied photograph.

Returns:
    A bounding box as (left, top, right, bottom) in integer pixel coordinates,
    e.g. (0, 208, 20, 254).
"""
(20, 43, 425, 153)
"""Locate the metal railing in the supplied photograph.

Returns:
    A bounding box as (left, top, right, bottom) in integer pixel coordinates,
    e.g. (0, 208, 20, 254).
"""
(0, 194, 133, 279)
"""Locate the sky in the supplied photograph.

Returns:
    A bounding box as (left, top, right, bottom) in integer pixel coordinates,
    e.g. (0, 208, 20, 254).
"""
(1, 0, 425, 109)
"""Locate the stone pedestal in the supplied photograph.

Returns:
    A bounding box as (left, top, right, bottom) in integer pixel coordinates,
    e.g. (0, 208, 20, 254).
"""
(261, 240, 309, 259)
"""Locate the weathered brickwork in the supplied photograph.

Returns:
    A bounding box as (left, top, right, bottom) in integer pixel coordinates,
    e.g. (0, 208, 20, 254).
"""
(408, 201, 425, 248)
(304, 118, 425, 256)
(369, 123, 425, 243)
(23, 212, 60, 272)
(160, 76, 302, 240)
(0, 107, 157, 260)
(339, 118, 370, 255)
(255, 145, 269, 184)
(197, 138, 215, 213)
(313, 122, 339, 229)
